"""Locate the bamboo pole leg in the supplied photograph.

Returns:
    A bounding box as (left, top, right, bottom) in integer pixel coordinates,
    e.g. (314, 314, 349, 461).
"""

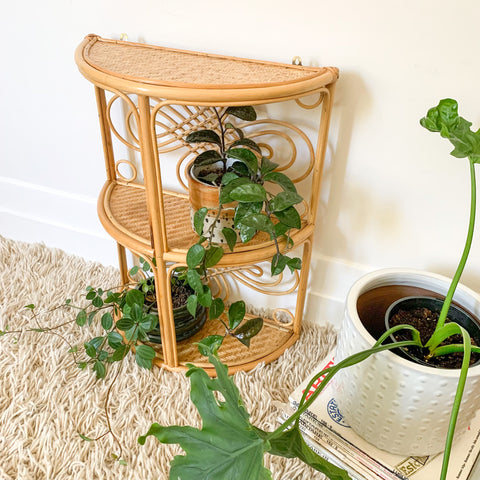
(293, 238, 313, 336)
(117, 243, 129, 285)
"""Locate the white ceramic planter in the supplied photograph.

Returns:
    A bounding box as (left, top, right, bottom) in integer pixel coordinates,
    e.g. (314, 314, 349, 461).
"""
(334, 268, 480, 456)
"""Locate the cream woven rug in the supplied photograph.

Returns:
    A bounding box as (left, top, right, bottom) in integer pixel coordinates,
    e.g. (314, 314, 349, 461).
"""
(0, 236, 337, 480)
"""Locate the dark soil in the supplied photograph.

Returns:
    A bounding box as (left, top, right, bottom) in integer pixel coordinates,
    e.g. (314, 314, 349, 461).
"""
(170, 281, 194, 308)
(390, 307, 480, 369)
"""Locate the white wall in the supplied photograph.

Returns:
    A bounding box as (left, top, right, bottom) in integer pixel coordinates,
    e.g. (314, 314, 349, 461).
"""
(2, 0, 480, 326)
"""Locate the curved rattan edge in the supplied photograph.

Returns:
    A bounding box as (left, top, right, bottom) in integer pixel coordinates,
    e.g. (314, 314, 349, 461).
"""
(75, 35, 339, 104)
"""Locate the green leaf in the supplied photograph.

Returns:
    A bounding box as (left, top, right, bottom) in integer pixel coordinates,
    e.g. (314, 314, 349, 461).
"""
(193, 207, 208, 236)
(187, 269, 203, 294)
(221, 171, 239, 185)
(129, 265, 140, 276)
(271, 253, 288, 276)
(222, 227, 237, 251)
(239, 224, 257, 243)
(230, 161, 250, 177)
(225, 122, 244, 139)
(135, 345, 156, 369)
(24, 304, 35, 310)
(110, 344, 129, 362)
(187, 295, 198, 316)
(274, 206, 301, 229)
(196, 335, 225, 356)
(269, 191, 303, 212)
(197, 285, 213, 308)
(260, 157, 280, 175)
(239, 213, 274, 234)
(138, 354, 272, 480)
(264, 171, 297, 192)
(125, 289, 145, 307)
(186, 129, 221, 145)
(229, 138, 262, 154)
(209, 298, 225, 320)
(234, 201, 263, 228)
(107, 331, 124, 349)
(267, 426, 351, 480)
(192, 150, 223, 168)
(287, 257, 302, 272)
(79, 433, 93, 442)
(204, 246, 224, 268)
(101, 312, 113, 331)
(187, 244, 206, 269)
(93, 360, 106, 379)
(88, 310, 97, 326)
(116, 317, 135, 332)
(84, 342, 97, 358)
(227, 148, 258, 174)
(225, 106, 257, 121)
(228, 301, 246, 330)
(219, 177, 251, 204)
(420, 98, 480, 161)
(86, 290, 96, 300)
(229, 184, 267, 202)
(76, 310, 87, 327)
(232, 317, 263, 347)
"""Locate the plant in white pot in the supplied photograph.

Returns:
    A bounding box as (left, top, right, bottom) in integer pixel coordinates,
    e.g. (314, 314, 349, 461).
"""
(138, 99, 480, 480)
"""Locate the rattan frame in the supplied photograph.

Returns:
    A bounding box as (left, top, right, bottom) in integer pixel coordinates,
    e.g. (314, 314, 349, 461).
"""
(75, 34, 338, 375)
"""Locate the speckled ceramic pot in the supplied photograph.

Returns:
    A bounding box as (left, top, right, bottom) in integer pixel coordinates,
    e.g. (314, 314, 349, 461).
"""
(334, 268, 480, 456)
(187, 166, 239, 244)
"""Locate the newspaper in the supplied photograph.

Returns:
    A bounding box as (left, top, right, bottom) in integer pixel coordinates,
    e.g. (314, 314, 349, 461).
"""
(284, 351, 480, 480)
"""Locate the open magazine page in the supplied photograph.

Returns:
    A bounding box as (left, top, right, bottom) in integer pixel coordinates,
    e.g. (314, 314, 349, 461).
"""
(286, 351, 480, 480)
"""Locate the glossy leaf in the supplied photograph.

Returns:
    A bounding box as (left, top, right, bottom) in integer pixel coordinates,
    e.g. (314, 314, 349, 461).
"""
(76, 310, 87, 327)
(239, 224, 257, 243)
(93, 360, 106, 379)
(234, 201, 263, 228)
(186, 129, 221, 145)
(264, 171, 297, 192)
(196, 335, 224, 356)
(197, 286, 213, 308)
(227, 148, 258, 174)
(101, 312, 113, 331)
(229, 138, 262, 154)
(193, 150, 223, 167)
(187, 295, 198, 316)
(274, 206, 301, 229)
(219, 177, 251, 204)
(221, 171, 239, 185)
(204, 246, 224, 268)
(232, 317, 263, 347)
(222, 227, 237, 252)
(271, 253, 288, 276)
(239, 213, 274, 234)
(230, 161, 250, 177)
(116, 317, 135, 332)
(225, 106, 257, 121)
(187, 244, 206, 269)
(193, 208, 208, 236)
(228, 301, 246, 330)
(229, 184, 267, 202)
(260, 157, 279, 175)
(287, 257, 302, 272)
(107, 331, 124, 349)
(187, 269, 203, 294)
(269, 191, 303, 212)
(138, 354, 272, 480)
(209, 298, 225, 320)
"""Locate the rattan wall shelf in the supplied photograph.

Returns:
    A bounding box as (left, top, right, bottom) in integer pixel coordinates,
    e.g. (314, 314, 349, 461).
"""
(75, 34, 338, 375)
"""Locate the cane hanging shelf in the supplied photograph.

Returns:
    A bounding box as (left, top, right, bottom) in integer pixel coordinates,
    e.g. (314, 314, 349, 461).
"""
(75, 34, 338, 375)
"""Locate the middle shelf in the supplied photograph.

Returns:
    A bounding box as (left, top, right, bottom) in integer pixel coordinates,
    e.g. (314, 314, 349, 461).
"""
(98, 180, 314, 265)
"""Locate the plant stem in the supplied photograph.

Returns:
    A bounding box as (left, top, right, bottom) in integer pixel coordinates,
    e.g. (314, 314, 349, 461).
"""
(433, 159, 476, 332)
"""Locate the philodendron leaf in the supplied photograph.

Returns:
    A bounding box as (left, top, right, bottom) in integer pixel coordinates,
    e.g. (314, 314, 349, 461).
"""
(196, 335, 224, 356)
(265, 426, 352, 480)
(204, 245, 224, 268)
(225, 106, 257, 121)
(208, 297, 225, 320)
(138, 354, 272, 480)
(420, 98, 480, 162)
(186, 244, 205, 269)
(222, 227, 237, 251)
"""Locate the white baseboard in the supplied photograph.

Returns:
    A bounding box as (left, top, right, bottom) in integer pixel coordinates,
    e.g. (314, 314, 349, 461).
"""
(0, 176, 118, 266)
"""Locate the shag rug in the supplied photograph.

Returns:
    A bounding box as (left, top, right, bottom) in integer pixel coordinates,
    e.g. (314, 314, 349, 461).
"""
(0, 236, 338, 480)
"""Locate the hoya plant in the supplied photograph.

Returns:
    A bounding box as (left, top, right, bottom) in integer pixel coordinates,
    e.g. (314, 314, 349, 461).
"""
(182, 105, 305, 352)
(139, 99, 480, 480)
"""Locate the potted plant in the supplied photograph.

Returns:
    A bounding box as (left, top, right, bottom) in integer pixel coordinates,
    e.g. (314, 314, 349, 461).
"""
(138, 99, 480, 480)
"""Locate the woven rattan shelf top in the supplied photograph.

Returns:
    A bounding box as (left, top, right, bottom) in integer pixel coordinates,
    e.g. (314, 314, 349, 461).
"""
(76, 35, 338, 104)
(98, 181, 313, 265)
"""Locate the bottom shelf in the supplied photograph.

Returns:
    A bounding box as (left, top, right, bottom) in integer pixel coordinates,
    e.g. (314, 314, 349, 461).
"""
(147, 316, 300, 376)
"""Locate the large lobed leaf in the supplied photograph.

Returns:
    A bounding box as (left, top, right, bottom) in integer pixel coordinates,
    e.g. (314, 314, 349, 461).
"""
(139, 354, 272, 480)
(139, 353, 352, 480)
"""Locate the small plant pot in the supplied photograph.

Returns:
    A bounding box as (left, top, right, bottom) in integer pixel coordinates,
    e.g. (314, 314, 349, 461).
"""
(186, 165, 239, 244)
(334, 268, 480, 456)
(385, 296, 480, 367)
(137, 277, 207, 344)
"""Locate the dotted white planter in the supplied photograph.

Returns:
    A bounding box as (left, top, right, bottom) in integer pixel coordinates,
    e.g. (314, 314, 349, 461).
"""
(335, 268, 480, 456)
